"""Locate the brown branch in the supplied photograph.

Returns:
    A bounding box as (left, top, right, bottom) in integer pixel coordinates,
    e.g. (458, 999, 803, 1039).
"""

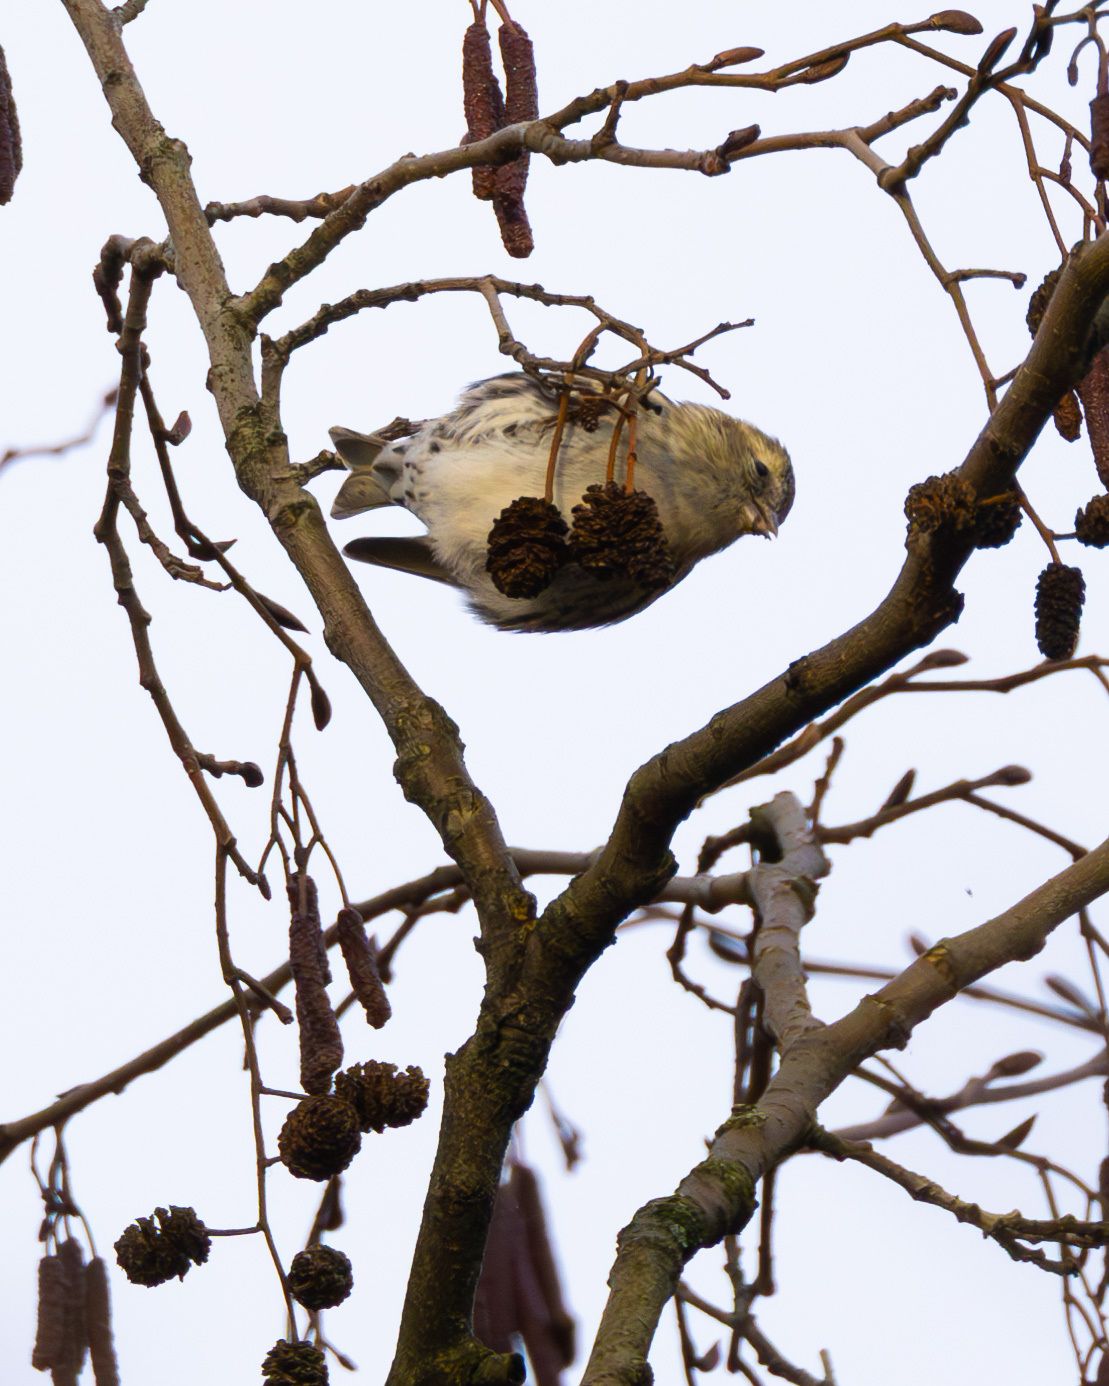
(0, 387, 116, 472)
(205, 186, 357, 224)
(580, 828, 1109, 1384)
(811, 1127, 1093, 1273)
(817, 764, 1033, 845)
(836, 1049, 1109, 1143)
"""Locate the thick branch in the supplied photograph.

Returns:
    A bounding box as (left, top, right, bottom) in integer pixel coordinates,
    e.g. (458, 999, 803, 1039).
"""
(581, 830, 1109, 1384)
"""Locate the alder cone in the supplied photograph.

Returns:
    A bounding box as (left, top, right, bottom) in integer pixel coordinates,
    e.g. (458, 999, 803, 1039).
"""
(278, 1096, 362, 1181)
(1025, 266, 1062, 337)
(1034, 563, 1085, 661)
(904, 471, 979, 538)
(114, 1206, 211, 1286)
(262, 1339, 329, 1386)
(569, 483, 675, 589)
(971, 491, 1022, 548)
(1076, 494, 1109, 547)
(0, 44, 21, 205)
(486, 495, 569, 597)
(334, 1060, 430, 1133)
(288, 1245, 354, 1311)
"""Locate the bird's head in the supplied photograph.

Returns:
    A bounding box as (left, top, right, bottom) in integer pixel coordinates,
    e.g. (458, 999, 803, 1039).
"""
(662, 404, 794, 559)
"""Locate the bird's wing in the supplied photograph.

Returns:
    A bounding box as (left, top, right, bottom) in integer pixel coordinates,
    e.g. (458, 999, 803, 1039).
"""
(342, 536, 461, 588)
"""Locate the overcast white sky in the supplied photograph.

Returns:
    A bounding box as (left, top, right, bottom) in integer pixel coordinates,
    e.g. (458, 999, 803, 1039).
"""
(2, 3, 1108, 1383)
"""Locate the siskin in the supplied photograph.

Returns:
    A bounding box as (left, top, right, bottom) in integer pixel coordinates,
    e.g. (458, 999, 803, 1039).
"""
(329, 373, 794, 632)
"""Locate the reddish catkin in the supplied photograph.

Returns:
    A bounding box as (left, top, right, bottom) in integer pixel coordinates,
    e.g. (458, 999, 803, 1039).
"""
(336, 908, 392, 1029)
(491, 21, 538, 257)
(1076, 351, 1109, 488)
(32, 1256, 68, 1370)
(288, 874, 344, 1096)
(1091, 94, 1109, 181)
(462, 20, 505, 201)
(85, 1258, 121, 1386)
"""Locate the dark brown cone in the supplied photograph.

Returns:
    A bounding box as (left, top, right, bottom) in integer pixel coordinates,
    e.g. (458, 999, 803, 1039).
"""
(463, 21, 505, 201)
(486, 496, 569, 598)
(1093, 94, 1109, 181)
(1034, 563, 1085, 660)
(1075, 351, 1109, 489)
(0, 44, 21, 205)
(568, 394, 613, 432)
(333, 1061, 429, 1134)
(1026, 266, 1062, 337)
(261, 1339, 329, 1386)
(972, 491, 1022, 548)
(85, 1258, 121, 1386)
(336, 909, 391, 1028)
(904, 472, 977, 538)
(1076, 494, 1109, 547)
(1054, 390, 1083, 441)
(114, 1207, 210, 1287)
(289, 874, 343, 1097)
(278, 1097, 362, 1181)
(569, 483, 675, 590)
(288, 1246, 354, 1311)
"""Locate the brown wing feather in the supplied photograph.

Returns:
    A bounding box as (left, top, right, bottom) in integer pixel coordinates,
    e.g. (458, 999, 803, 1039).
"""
(342, 536, 459, 588)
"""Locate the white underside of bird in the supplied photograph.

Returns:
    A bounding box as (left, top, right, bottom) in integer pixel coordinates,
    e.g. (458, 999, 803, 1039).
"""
(329, 373, 794, 632)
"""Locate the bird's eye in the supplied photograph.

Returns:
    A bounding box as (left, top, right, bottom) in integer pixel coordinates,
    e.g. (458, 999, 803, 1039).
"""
(755, 460, 770, 480)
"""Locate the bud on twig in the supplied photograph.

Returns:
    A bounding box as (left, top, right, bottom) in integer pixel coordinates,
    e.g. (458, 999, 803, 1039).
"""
(982, 765, 1032, 787)
(915, 648, 969, 670)
(997, 1114, 1036, 1150)
(977, 27, 1017, 76)
(880, 769, 916, 810)
(985, 1050, 1043, 1081)
(707, 47, 764, 70)
(1045, 973, 1098, 1013)
(163, 410, 192, 446)
(926, 10, 984, 35)
(306, 669, 332, 730)
(793, 52, 850, 85)
(256, 592, 309, 633)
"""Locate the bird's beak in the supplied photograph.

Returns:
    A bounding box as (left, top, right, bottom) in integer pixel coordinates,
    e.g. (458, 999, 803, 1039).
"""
(744, 500, 779, 538)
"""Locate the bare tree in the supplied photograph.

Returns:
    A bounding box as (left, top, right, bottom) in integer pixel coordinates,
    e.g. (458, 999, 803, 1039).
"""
(4, 3, 1109, 1384)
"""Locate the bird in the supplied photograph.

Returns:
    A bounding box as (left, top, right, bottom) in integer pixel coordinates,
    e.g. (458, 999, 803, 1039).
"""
(328, 372, 794, 632)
